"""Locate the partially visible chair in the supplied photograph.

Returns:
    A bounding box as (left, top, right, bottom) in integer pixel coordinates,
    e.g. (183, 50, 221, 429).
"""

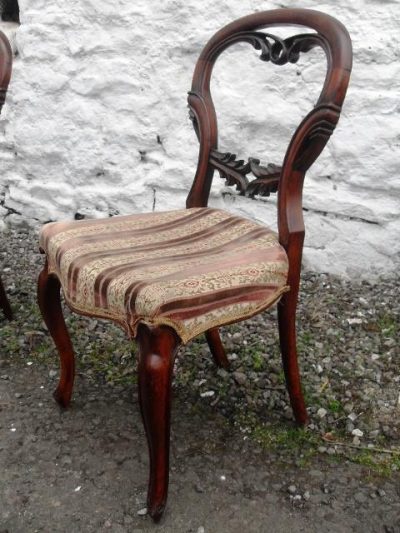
(0, 276, 12, 319)
(37, 9, 352, 521)
(0, 30, 12, 320)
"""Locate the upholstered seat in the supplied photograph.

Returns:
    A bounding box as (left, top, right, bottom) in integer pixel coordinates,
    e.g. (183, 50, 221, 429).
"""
(40, 207, 288, 343)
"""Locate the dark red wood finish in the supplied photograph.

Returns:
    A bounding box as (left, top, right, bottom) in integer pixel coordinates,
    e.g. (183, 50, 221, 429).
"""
(205, 327, 230, 369)
(137, 324, 180, 521)
(37, 9, 352, 521)
(38, 262, 75, 407)
(0, 30, 13, 320)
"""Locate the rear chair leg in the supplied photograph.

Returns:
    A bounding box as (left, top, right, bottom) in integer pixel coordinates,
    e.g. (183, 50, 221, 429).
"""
(0, 276, 12, 320)
(205, 328, 230, 369)
(136, 324, 180, 522)
(278, 290, 308, 426)
(37, 261, 75, 408)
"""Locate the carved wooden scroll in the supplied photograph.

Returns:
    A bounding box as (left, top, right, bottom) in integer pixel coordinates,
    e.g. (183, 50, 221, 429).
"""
(188, 31, 326, 200)
(210, 149, 281, 198)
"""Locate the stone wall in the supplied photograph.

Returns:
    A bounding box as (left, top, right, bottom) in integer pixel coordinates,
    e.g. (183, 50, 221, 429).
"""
(0, 0, 399, 277)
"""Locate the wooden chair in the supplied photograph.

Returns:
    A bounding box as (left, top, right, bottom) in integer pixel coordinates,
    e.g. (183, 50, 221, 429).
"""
(37, 9, 352, 521)
(0, 30, 12, 321)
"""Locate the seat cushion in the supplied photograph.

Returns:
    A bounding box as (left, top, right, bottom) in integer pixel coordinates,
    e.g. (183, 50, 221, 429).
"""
(39, 207, 289, 343)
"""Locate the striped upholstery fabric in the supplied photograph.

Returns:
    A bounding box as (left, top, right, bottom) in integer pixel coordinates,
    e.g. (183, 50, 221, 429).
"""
(39, 208, 289, 343)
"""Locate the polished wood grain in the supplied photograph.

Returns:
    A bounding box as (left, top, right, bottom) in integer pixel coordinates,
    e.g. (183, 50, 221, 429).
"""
(0, 30, 13, 320)
(137, 324, 180, 521)
(37, 8, 352, 521)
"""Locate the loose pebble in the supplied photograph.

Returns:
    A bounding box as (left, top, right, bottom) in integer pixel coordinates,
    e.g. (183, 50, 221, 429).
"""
(200, 391, 215, 398)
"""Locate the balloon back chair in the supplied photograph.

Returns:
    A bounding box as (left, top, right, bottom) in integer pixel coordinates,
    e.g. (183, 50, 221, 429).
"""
(37, 9, 352, 521)
(0, 30, 13, 320)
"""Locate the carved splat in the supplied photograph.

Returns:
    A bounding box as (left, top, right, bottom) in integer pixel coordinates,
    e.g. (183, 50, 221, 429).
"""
(187, 30, 330, 202)
(246, 159, 281, 197)
(210, 149, 281, 198)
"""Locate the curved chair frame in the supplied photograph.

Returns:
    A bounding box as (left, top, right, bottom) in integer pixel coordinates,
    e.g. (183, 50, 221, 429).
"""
(37, 9, 352, 522)
(187, 6, 351, 431)
(0, 30, 12, 320)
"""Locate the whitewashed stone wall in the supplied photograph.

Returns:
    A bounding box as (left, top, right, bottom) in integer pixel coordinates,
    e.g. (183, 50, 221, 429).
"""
(0, 0, 399, 278)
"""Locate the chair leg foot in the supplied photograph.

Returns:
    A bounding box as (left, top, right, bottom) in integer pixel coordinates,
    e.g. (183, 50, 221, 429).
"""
(37, 261, 75, 408)
(136, 324, 180, 522)
(53, 387, 72, 408)
(205, 328, 229, 369)
(0, 276, 12, 320)
(278, 292, 308, 426)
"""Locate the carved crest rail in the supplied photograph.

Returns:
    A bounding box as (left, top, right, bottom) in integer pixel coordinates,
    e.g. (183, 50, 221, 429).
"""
(188, 30, 330, 199)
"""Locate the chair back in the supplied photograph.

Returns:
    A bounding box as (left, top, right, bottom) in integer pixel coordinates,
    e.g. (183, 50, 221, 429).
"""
(186, 8, 352, 250)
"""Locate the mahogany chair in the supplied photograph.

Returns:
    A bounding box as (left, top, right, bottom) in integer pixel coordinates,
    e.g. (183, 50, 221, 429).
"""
(37, 9, 352, 521)
(0, 30, 12, 321)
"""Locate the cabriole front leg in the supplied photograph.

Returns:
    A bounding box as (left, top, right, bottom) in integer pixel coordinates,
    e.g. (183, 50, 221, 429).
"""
(136, 324, 180, 522)
(37, 261, 75, 408)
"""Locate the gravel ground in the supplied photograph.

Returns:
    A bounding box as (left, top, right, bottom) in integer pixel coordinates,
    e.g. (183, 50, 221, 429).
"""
(1, 226, 399, 533)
